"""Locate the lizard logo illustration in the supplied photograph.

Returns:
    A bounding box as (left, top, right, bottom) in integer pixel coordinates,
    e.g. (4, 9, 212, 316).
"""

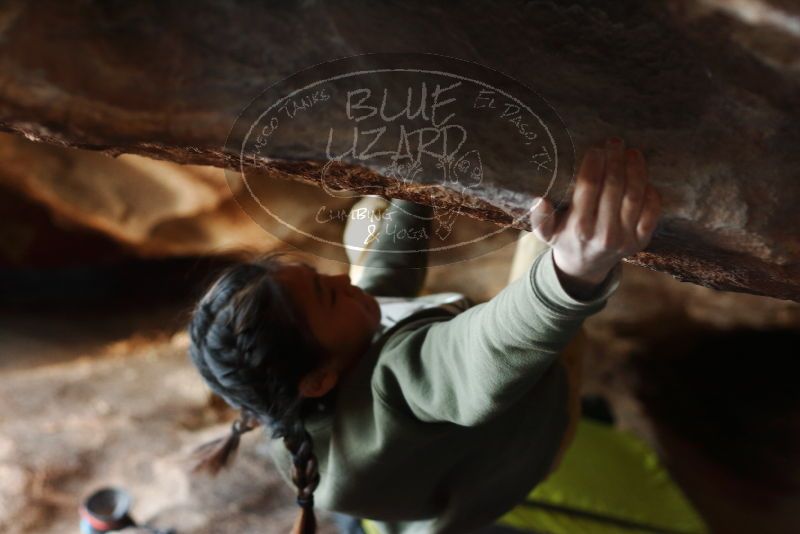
(430, 149, 483, 240)
(360, 149, 483, 241)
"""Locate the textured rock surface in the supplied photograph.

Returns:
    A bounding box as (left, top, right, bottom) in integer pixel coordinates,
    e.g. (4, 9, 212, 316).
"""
(0, 0, 798, 300)
(0, 133, 355, 266)
(0, 133, 520, 272)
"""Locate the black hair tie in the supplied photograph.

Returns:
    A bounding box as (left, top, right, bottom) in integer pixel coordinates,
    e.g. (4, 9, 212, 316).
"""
(232, 410, 258, 436)
(232, 416, 248, 436)
(296, 495, 314, 509)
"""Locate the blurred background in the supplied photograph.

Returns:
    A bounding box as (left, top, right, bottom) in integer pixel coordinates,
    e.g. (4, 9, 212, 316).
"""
(1, 131, 800, 533)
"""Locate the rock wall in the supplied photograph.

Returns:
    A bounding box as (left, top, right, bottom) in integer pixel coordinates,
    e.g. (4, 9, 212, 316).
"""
(0, 0, 797, 300)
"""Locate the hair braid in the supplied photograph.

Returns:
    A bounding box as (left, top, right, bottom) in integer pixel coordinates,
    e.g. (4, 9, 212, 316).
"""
(187, 254, 325, 534)
(284, 419, 320, 534)
(190, 409, 261, 475)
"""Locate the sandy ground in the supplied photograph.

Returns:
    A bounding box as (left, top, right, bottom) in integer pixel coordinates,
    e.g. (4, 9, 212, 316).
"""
(0, 330, 345, 533)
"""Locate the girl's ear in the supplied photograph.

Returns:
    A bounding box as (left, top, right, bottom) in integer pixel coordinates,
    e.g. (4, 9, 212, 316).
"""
(298, 368, 339, 398)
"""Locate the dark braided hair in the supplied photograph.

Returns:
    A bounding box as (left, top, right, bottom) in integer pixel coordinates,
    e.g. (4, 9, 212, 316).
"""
(188, 252, 323, 534)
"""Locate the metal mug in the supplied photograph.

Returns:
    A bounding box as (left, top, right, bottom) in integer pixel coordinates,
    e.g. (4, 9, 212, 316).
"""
(79, 487, 136, 533)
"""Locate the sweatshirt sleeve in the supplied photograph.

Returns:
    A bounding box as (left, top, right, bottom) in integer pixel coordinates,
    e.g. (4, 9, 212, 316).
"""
(371, 247, 621, 426)
(355, 199, 432, 298)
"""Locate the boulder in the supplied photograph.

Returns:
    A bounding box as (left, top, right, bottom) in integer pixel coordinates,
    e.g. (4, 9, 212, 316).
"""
(0, 0, 797, 300)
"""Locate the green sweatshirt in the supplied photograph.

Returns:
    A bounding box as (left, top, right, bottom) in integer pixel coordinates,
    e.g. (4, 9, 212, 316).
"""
(269, 200, 621, 533)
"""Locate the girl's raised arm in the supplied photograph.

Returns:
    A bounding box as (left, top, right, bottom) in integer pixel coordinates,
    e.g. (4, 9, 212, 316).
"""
(371, 138, 660, 425)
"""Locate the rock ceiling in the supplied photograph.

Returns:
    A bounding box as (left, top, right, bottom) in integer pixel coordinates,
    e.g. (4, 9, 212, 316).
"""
(0, 0, 797, 300)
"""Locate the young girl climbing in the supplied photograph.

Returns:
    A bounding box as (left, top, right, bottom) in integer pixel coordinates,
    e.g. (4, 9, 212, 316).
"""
(187, 136, 661, 534)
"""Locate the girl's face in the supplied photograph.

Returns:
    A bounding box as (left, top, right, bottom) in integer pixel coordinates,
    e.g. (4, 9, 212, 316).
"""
(274, 262, 381, 383)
